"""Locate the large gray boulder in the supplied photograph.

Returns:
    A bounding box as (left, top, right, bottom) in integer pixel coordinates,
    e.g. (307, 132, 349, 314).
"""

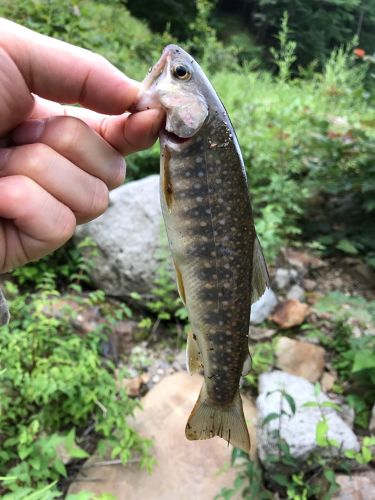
(75, 175, 164, 300)
(0, 287, 9, 325)
(256, 371, 359, 468)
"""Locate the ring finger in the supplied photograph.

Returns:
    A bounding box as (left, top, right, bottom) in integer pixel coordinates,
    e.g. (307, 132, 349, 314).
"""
(0, 143, 110, 224)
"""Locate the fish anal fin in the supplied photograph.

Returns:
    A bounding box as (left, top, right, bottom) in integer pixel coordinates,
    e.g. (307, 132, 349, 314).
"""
(174, 262, 186, 305)
(186, 330, 204, 374)
(251, 235, 270, 304)
(185, 384, 250, 453)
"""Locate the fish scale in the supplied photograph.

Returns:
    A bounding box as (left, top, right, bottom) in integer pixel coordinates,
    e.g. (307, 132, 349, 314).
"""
(136, 44, 269, 451)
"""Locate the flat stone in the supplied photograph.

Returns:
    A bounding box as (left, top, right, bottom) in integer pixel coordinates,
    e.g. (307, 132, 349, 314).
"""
(257, 371, 359, 468)
(248, 326, 277, 341)
(320, 371, 337, 392)
(274, 268, 298, 290)
(271, 300, 310, 328)
(304, 279, 317, 291)
(333, 471, 375, 499)
(69, 372, 257, 499)
(275, 337, 325, 382)
(287, 284, 305, 302)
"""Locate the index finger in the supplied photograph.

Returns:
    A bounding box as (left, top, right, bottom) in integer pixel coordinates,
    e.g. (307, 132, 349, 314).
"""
(0, 18, 139, 115)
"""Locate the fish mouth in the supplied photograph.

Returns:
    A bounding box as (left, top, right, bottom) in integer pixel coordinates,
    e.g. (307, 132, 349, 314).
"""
(162, 129, 193, 147)
(163, 130, 191, 144)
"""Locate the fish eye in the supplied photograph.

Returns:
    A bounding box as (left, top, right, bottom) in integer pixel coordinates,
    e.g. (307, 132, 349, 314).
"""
(172, 64, 191, 80)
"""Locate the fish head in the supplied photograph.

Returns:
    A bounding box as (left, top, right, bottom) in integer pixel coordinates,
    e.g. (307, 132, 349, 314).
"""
(136, 45, 209, 142)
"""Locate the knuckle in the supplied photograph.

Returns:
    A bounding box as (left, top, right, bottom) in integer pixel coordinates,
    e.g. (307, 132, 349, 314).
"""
(6, 175, 34, 204)
(24, 143, 51, 173)
(47, 116, 86, 152)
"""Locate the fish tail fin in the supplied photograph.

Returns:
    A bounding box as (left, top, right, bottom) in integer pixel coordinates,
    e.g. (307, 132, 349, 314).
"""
(185, 383, 250, 453)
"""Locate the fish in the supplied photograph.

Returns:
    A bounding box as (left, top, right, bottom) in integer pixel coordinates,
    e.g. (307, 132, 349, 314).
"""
(135, 45, 269, 452)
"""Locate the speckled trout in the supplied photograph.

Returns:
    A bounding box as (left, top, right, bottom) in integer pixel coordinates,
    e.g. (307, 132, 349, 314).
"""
(136, 45, 269, 452)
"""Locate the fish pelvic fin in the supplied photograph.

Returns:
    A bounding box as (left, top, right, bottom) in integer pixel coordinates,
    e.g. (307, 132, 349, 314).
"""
(186, 330, 204, 374)
(185, 383, 250, 453)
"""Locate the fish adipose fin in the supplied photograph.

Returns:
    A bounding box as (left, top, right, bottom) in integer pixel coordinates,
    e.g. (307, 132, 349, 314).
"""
(186, 331, 204, 374)
(185, 384, 250, 453)
(251, 236, 270, 304)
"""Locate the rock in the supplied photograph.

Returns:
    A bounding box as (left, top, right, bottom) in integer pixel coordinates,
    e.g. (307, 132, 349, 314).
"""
(351, 261, 375, 288)
(249, 326, 277, 341)
(68, 372, 257, 499)
(304, 279, 317, 291)
(287, 284, 306, 302)
(369, 404, 375, 433)
(75, 175, 164, 300)
(257, 371, 359, 467)
(320, 371, 337, 392)
(271, 300, 310, 329)
(122, 376, 144, 397)
(275, 337, 325, 382)
(109, 320, 138, 359)
(250, 288, 278, 324)
(333, 471, 375, 500)
(0, 287, 9, 325)
(281, 248, 327, 273)
(274, 268, 298, 290)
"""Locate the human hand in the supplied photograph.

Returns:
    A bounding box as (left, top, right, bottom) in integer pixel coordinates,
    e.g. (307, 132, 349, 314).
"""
(0, 19, 164, 273)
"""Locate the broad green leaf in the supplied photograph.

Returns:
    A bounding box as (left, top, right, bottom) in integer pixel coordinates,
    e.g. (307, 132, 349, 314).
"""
(262, 413, 280, 427)
(336, 239, 358, 255)
(316, 419, 329, 447)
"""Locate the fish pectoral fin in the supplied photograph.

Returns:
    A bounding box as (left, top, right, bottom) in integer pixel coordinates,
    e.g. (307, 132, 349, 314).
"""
(185, 384, 250, 453)
(174, 262, 186, 305)
(161, 146, 173, 211)
(251, 235, 270, 304)
(186, 330, 204, 374)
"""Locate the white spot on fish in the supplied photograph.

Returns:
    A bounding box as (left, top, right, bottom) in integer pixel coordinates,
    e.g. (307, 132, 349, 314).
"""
(198, 171, 204, 177)
(196, 157, 203, 163)
(196, 196, 203, 202)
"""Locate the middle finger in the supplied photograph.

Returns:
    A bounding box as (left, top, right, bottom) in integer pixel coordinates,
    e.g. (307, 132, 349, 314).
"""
(11, 115, 126, 190)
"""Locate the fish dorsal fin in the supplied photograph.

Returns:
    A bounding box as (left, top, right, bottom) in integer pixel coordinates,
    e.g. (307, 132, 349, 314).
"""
(186, 330, 204, 374)
(251, 236, 270, 304)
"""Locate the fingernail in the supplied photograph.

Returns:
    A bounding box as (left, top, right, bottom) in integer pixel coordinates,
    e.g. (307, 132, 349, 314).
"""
(12, 120, 45, 144)
(0, 149, 11, 169)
